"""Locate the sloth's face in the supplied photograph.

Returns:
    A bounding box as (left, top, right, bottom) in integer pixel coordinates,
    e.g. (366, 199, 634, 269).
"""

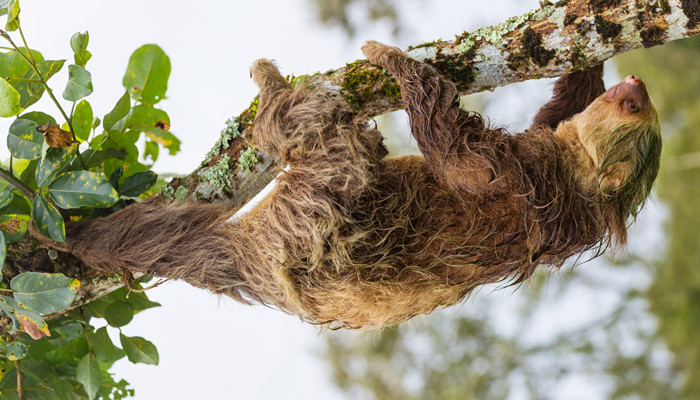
(568, 76, 661, 213)
(603, 75, 653, 117)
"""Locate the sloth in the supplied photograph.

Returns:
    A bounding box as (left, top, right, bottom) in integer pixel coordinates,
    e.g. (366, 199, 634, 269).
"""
(67, 41, 661, 329)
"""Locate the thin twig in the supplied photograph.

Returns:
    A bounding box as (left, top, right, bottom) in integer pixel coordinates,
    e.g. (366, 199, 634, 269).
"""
(17, 23, 35, 65)
(128, 278, 170, 293)
(6, 77, 43, 83)
(15, 360, 24, 400)
(0, 166, 34, 198)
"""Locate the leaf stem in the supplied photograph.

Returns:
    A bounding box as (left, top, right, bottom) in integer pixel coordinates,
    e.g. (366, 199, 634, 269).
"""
(15, 360, 24, 400)
(5, 77, 42, 83)
(0, 166, 34, 198)
(17, 23, 35, 65)
(70, 101, 76, 122)
(85, 135, 111, 167)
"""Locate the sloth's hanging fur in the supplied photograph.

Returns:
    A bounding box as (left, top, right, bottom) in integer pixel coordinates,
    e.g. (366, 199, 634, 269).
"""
(66, 41, 661, 329)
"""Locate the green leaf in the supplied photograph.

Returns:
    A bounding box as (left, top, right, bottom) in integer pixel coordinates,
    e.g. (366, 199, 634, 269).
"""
(120, 170, 157, 197)
(0, 231, 5, 266)
(91, 326, 125, 362)
(103, 301, 134, 327)
(120, 333, 158, 365)
(69, 148, 125, 170)
(72, 99, 93, 142)
(123, 105, 180, 155)
(109, 166, 123, 190)
(145, 129, 180, 155)
(144, 140, 159, 162)
(122, 44, 170, 105)
(0, 47, 53, 111)
(53, 320, 83, 340)
(93, 131, 139, 161)
(4, 342, 27, 361)
(18, 159, 38, 188)
(42, 335, 89, 368)
(83, 283, 160, 321)
(4, 0, 19, 31)
(0, 47, 44, 81)
(107, 285, 161, 312)
(36, 145, 77, 187)
(0, 213, 28, 243)
(70, 31, 92, 67)
(49, 170, 119, 209)
(32, 193, 66, 243)
(0, 188, 13, 209)
(104, 160, 149, 187)
(16, 59, 65, 109)
(2, 193, 30, 215)
(103, 91, 130, 131)
(63, 64, 93, 101)
(0, 295, 50, 339)
(0, 76, 22, 117)
(7, 118, 41, 159)
(10, 272, 81, 314)
(0, 295, 20, 330)
(76, 353, 101, 400)
(124, 104, 169, 131)
(19, 110, 56, 126)
(1, 360, 72, 399)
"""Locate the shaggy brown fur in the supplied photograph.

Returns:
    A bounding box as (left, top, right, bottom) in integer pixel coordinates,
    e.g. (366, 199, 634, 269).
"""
(67, 41, 661, 329)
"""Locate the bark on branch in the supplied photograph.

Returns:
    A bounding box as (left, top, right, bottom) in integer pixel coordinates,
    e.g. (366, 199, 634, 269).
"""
(5, 0, 700, 310)
(171, 0, 700, 211)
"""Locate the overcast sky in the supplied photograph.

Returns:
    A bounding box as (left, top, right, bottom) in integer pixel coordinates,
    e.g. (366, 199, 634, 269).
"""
(1, 1, 664, 399)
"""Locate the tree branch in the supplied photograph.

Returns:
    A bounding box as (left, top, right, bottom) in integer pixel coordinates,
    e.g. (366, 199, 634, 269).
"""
(5, 0, 700, 312)
(171, 0, 700, 211)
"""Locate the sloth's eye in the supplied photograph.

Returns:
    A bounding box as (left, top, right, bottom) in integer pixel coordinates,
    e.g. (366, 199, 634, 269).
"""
(625, 100, 639, 113)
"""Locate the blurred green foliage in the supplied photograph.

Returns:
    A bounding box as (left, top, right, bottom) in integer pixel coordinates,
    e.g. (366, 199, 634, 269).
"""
(617, 36, 700, 398)
(308, 0, 402, 36)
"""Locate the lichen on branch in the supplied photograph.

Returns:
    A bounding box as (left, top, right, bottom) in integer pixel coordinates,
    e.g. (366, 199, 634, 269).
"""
(175, 0, 700, 212)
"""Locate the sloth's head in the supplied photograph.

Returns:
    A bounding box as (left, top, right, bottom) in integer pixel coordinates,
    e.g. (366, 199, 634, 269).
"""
(563, 75, 662, 221)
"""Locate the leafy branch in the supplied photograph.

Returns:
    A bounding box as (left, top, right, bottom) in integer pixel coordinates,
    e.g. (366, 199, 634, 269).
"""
(0, 28, 87, 169)
(0, 4, 173, 398)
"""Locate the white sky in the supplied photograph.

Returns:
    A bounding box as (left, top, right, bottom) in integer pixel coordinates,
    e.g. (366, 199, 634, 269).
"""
(0, 1, 667, 399)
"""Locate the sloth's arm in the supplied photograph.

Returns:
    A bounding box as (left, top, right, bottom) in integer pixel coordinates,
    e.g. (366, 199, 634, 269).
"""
(363, 41, 512, 195)
(531, 64, 605, 130)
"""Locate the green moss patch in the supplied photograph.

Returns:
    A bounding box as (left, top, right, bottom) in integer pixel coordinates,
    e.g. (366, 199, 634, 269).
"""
(341, 62, 390, 108)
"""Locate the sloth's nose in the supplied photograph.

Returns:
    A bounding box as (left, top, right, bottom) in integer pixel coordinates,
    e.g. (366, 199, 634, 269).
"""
(624, 75, 641, 85)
